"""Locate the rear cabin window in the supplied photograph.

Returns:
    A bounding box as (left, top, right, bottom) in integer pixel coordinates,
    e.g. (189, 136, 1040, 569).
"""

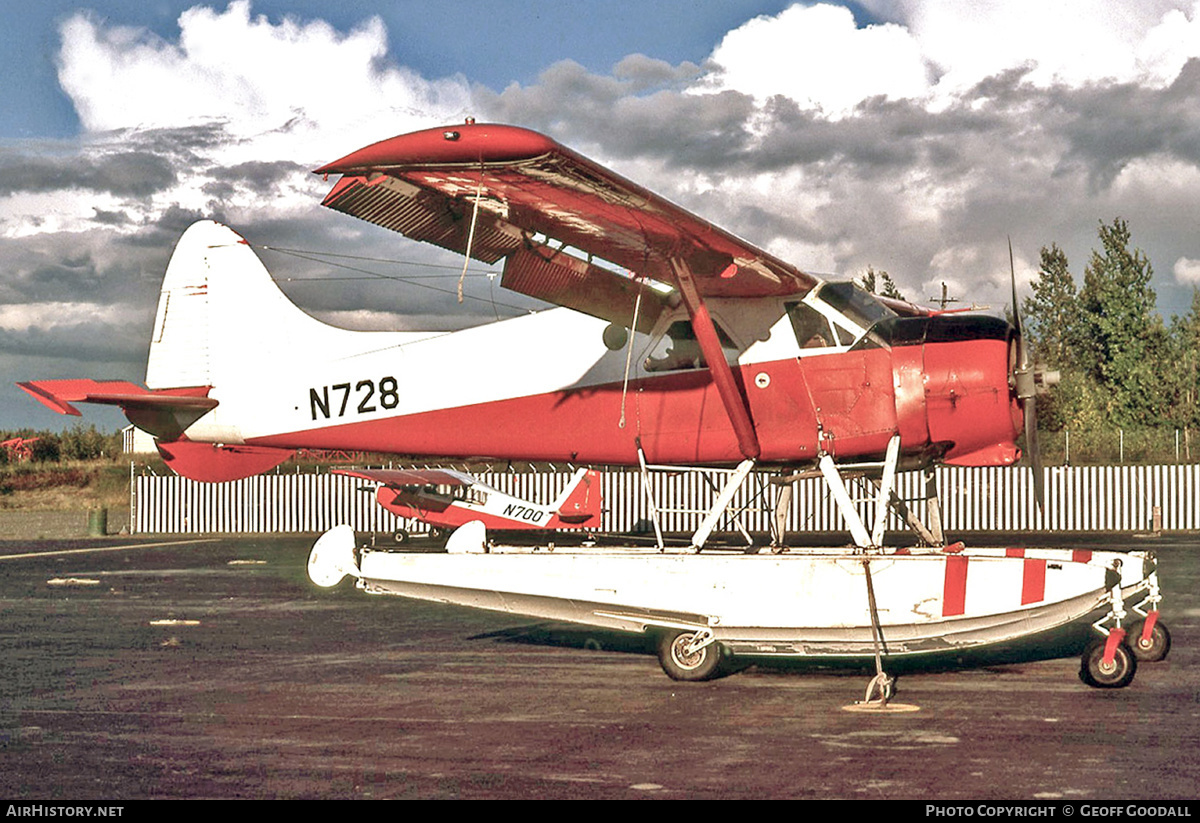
(643, 319, 740, 372)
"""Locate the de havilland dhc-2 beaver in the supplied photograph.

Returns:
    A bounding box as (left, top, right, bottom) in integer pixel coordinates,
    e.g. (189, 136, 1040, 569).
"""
(21, 122, 1169, 702)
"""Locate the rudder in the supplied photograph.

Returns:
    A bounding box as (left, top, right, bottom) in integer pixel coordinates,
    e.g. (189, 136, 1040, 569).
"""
(553, 468, 602, 526)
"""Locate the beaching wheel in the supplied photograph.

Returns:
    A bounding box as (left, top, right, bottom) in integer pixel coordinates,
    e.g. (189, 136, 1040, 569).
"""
(1129, 618, 1171, 663)
(1079, 638, 1137, 689)
(658, 630, 724, 681)
(392, 529, 409, 545)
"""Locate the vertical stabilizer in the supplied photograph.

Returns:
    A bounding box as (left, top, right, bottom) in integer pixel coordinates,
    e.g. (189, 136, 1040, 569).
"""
(146, 220, 360, 391)
(552, 468, 602, 525)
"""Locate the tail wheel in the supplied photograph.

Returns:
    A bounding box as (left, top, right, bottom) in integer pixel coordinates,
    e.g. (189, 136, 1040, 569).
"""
(1079, 639, 1137, 689)
(657, 630, 724, 681)
(1129, 619, 1171, 663)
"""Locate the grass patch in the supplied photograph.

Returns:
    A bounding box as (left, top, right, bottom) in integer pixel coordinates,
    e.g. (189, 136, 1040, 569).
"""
(0, 460, 130, 511)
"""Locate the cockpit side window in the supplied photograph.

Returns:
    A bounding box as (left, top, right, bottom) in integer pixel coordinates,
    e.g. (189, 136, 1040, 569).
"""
(785, 301, 836, 349)
(643, 318, 740, 372)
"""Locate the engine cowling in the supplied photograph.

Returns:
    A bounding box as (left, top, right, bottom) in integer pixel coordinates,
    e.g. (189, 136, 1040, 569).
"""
(880, 315, 1023, 467)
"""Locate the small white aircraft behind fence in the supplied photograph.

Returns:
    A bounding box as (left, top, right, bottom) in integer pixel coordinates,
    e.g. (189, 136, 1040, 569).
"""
(338, 466, 601, 543)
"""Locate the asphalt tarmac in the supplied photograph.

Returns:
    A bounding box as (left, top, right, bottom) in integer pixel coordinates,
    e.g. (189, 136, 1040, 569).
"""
(0, 531, 1197, 800)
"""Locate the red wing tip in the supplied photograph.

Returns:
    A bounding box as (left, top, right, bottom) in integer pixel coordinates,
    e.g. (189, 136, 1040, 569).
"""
(314, 123, 561, 175)
(17, 380, 217, 416)
(17, 382, 82, 416)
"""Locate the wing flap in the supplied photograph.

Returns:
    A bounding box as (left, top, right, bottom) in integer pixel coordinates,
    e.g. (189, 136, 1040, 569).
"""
(501, 246, 672, 332)
(323, 174, 520, 265)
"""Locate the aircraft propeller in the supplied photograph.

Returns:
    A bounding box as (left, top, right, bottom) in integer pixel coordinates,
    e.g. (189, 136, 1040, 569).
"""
(1009, 240, 1059, 511)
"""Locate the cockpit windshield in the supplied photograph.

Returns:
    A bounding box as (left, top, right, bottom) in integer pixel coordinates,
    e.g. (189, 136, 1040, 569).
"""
(816, 282, 896, 330)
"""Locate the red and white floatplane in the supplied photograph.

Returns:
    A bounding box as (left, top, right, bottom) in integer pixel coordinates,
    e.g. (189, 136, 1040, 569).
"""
(21, 122, 1168, 701)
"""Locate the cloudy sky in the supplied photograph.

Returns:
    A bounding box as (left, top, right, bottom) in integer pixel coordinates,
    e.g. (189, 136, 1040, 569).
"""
(4, 0, 1200, 432)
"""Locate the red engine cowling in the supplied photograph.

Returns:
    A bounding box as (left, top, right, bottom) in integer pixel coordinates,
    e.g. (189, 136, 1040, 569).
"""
(883, 315, 1024, 466)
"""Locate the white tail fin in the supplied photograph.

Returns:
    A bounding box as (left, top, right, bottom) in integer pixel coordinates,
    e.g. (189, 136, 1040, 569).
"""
(146, 220, 404, 391)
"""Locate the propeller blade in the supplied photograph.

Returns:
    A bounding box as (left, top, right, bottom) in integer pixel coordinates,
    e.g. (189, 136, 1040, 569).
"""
(1009, 239, 1045, 512)
(1009, 238, 1022, 344)
(1025, 395, 1045, 512)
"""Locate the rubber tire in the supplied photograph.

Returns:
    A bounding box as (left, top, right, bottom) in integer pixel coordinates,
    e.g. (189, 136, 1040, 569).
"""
(392, 529, 409, 545)
(1128, 619, 1171, 663)
(1079, 639, 1138, 689)
(657, 630, 725, 682)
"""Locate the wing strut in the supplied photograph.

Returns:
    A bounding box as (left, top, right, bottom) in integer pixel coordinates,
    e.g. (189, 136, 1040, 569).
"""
(668, 258, 761, 460)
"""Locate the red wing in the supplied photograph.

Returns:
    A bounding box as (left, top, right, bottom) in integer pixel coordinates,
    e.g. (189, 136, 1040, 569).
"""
(315, 123, 818, 316)
(334, 468, 477, 488)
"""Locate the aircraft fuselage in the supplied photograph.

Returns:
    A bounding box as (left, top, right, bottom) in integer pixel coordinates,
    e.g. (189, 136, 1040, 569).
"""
(191, 280, 1021, 470)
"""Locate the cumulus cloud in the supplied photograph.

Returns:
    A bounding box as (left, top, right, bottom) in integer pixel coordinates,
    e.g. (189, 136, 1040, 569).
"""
(0, 149, 176, 198)
(0, 1, 487, 390)
(1174, 257, 1200, 283)
(863, 0, 1200, 92)
(483, 2, 1200, 314)
(57, 2, 472, 153)
(699, 3, 931, 116)
(0, 1, 474, 242)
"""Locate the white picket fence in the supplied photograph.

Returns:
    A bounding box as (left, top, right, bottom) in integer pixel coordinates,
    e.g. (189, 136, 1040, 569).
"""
(131, 463, 1200, 535)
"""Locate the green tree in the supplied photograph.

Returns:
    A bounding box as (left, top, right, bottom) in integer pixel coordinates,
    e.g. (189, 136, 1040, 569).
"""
(1167, 287, 1200, 432)
(859, 266, 906, 301)
(1022, 243, 1080, 369)
(1077, 218, 1167, 426)
(1019, 243, 1100, 431)
(29, 432, 60, 463)
(60, 424, 112, 461)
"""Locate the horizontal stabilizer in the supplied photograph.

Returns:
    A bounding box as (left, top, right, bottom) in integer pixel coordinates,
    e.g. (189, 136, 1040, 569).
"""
(18, 380, 217, 441)
(156, 440, 294, 483)
(19, 379, 158, 416)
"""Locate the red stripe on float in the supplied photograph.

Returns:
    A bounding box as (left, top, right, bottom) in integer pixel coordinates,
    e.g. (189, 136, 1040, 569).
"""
(1021, 558, 1047, 605)
(1005, 547, 1024, 557)
(1072, 550, 1092, 563)
(943, 556, 969, 617)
